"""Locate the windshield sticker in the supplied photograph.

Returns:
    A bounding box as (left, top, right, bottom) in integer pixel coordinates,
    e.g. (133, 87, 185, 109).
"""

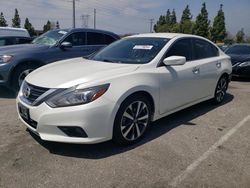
(133, 45, 153, 50)
(58, 30, 68, 35)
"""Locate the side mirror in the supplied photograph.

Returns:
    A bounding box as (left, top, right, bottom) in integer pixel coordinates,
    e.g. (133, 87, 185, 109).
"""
(60, 42, 72, 49)
(163, 56, 186, 66)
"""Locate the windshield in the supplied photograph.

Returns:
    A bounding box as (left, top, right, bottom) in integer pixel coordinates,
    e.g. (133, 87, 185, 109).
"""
(32, 30, 68, 46)
(91, 37, 169, 64)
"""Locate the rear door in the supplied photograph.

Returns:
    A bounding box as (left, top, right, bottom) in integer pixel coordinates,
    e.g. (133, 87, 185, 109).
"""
(192, 38, 221, 97)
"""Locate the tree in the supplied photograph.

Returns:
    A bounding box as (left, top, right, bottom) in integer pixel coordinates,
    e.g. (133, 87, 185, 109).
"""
(12, 8, 21, 28)
(0, 12, 8, 26)
(179, 5, 193, 34)
(56, 21, 60, 29)
(236, 28, 245, 43)
(154, 9, 180, 33)
(170, 9, 179, 33)
(154, 9, 171, 32)
(194, 3, 210, 37)
(165, 9, 171, 26)
(24, 18, 36, 36)
(211, 4, 227, 43)
(246, 35, 250, 43)
(43, 20, 51, 32)
(170, 9, 177, 25)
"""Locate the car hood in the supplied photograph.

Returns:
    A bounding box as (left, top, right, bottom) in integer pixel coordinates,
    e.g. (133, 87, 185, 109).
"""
(25, 58, 140, 88)
(227, 54, 250, 65)
(0, 44, 49, 55)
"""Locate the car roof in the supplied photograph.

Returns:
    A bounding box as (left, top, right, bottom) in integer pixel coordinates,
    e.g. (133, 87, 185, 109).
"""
(127, 33, 199, 39)
(230, 43, 250, 47)
(0, 27, 28, 32)
(52, 28, 120, 39)
(0, 27, 30, 37)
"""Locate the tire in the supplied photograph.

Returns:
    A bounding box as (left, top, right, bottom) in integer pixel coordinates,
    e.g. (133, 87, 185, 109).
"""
(12, 64, 38, 91)
(213, 75, 228, 104)
(113, 94, 152, 145)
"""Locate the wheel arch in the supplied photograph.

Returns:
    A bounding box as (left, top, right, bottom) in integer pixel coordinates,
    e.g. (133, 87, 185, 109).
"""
(115, 89, 156, 120)
(8, 59, 45, 86)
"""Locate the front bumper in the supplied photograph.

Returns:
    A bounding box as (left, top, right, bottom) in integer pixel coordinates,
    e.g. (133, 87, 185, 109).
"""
(0, 63, 12, 86)
(16, 94, 118, 144)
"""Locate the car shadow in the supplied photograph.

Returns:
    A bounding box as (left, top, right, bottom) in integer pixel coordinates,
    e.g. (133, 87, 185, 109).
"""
(28, 93, 234, 159)
(0, 86, 16, 99)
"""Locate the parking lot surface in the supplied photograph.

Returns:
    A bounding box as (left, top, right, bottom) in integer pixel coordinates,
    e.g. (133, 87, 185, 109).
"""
(0, 80, 250, 188)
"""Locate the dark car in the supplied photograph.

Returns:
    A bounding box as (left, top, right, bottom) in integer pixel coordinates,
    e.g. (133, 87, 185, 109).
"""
(0, 28, 120, 90)
(0, 36, 33, 46)
(225, 44, 250, 78)
(217, 44, 230, 52)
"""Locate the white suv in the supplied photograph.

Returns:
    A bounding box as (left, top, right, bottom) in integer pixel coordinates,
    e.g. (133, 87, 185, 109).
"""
(0, 27, 30, 37)
(16, 33, 232, 145)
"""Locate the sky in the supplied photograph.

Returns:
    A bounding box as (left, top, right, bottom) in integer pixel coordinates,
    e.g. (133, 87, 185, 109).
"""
(1, 0, 250, 35)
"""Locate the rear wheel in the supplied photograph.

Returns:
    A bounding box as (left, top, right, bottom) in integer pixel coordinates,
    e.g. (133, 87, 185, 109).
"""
(213, 75, 228, 104)
(113, 95, 152, 145)
(12, 64, 38, 91)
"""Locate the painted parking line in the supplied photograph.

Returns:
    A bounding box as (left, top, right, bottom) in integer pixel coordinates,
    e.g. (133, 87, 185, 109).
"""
(169, 114, 250, 187)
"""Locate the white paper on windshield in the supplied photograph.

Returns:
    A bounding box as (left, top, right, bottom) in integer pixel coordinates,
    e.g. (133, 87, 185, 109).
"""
(58, 30, 68, 35)
(133, 45, 153, 50)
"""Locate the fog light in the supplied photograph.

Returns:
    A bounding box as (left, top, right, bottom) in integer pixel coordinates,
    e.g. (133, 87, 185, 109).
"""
(58, 126, 88, 138)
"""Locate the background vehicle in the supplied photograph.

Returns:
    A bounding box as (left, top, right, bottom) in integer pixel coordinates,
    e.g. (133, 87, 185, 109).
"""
(0, 27, 30, 37)
(0, 36, 32, 46)
(225, 44, 250, 78)
(17, 33, 232, 145)
(217, 44, 230, 52)
(0, 28, 120, 90)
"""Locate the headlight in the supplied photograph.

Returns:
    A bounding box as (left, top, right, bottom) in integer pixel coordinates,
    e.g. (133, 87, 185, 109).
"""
(239, 61, 250, 67)
(0, 55, 13, 64)
(46, 84, 110, 108)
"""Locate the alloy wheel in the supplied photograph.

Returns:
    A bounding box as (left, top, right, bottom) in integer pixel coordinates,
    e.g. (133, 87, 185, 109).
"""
(215, 77, 227, 103)
(120, 101, 150, 141)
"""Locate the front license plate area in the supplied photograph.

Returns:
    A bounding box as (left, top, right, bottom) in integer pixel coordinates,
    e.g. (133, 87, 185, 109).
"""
(18, 103, 30, 120)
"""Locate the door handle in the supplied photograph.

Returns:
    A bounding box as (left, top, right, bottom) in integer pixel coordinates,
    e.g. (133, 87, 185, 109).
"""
(216, 62, 222, 68)
(192, 67, 200, 74)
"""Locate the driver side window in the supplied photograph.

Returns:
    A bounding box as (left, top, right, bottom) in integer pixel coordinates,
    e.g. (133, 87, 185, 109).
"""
(63, 32, 86, 46)
(165, 38, 192, 61)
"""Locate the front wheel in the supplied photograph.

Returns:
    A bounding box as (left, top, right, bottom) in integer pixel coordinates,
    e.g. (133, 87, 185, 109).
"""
(12, 64, 38, 91)
(113, 95, 152, 145)
(213, 75, 228, 104)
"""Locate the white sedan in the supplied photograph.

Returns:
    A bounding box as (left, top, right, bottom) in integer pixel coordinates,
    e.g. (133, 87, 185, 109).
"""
(16, 33, 232, 145)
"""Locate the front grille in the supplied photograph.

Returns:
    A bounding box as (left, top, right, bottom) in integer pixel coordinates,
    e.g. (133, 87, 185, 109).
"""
(22, 82, 50, 104)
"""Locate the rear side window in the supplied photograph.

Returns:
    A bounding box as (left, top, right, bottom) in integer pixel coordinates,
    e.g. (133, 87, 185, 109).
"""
(64, 32, 86, 46)
(165, 38, 193, 61)
(193, 39, 219, 60)
(103, 34, 116, 44)
(87, 32, 105, 45)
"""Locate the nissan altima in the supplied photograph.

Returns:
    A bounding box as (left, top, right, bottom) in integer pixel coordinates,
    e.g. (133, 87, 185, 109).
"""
(16, 33, 232, 145)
